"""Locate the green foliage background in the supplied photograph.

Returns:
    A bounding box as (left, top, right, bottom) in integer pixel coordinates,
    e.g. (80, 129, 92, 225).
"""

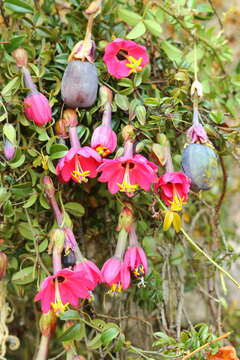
(0, 0, 240, 359)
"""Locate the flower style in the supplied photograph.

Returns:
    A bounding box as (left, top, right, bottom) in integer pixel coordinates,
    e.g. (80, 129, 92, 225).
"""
(74, 260, 102, 288)
(101, 257, 130, 295)
(24, 92, 52, 126)
(155, 171, 191, 206)
(207, 346, 239, 360)
(56, 146, 101, 184)
(91, 122, 117, 157)
(103, 38, 149, 79)
(34, 269, 94, 314)
(124, 246, 148, 283)
(97, 140, 158, 197)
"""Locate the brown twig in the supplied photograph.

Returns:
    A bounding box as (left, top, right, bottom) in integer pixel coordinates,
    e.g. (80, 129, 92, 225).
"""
(182, 331, 231, 360)
(207, 0, 223, 29)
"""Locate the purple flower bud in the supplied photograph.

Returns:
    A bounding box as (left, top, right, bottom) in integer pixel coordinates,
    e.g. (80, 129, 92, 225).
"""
(3, 139, 16, 161)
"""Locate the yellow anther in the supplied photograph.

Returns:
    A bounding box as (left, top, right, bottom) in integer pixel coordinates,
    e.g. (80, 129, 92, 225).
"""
(117, 181, 139, 193)
(133, 264, 145, 278)
(51, 300, 69, 316)
(108, 283, 123, 296)
(169, 195, 186, 212)
(126, 56, 143, 74)
(96, 146, 111, 157)
(71, 170, 90, 183)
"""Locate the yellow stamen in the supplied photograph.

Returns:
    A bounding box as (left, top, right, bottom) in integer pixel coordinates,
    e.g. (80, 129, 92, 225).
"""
(126, 56, 143, 74)
(71, 170, 90, 183)
(169, 194, 186, 212)
(117, 181, 139, 193)
(96, 145, 111, 157)
(51, 300, 69, 315)
(133, 264, 145, 278)
(107, 282, 122, 296)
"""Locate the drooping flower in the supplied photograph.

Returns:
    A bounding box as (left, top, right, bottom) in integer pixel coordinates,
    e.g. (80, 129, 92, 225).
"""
(74, 260, 102, 288)
(22, 67, 51, 126)
(101, 257, 130, 295)
(97, 140, 158, 197)
(24, 92, 52, 126)
(91, 122, 117, 158)
(56, 146, 101, 184)
(103, 38, 149, 79)
(124, 246, 148, 280)
(34, 269, 94, 314)
(207, 346, 239, 360)
(155, 171, 191, 206)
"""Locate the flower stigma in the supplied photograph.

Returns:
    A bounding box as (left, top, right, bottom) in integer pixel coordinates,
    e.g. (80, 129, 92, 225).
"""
(51, 279, 69, 316)
(126, 56, 143, 74)
(71, 170, 90, 183)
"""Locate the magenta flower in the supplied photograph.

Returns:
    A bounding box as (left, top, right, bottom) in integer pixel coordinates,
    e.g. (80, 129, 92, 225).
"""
(34, 269, 94, 314)
(56, 146, 101, 184)
(187, 123, 208, 144)
(124, 246, 148, 278)
(91, 124, 117, 157)
(97, 140, 158, 197)
(103, 38, 149, 79)
(154, 171, 191, 206)
(74, 260, 102, 287)
(24, 92, 52, 126)
(101, 257, 130, 295)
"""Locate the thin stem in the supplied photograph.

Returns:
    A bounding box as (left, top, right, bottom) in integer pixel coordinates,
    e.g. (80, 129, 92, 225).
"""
(181, 227, 240, 288)
(194, 42, 198, 81)
(102, 103, 112, 127)
(69, 126, 81, 148)
(123, 140, 134, 159)
(22, 67, 38, 93)
(49, 196, 63, 226)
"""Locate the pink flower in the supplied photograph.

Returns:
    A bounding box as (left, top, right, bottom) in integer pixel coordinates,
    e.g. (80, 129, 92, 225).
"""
(97, 141, 158, 197)
(124, 246, 148, 278)
(101, 257, 130, 294)
(74, 260, 102, 288)
(154, 171, 191, 206)
(56, 146, 101, 184)
(187, 123, 208, 144)
(91, 124, 117, 157)
(103, 38, 149, 79)
(34, 269, 94, 314)
(24, 92, 52, 126)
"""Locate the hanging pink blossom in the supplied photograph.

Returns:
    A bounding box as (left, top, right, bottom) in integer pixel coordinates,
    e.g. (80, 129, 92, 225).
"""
(101, 257, 130, 294)
(34, 269, 94, 314)
(74, 260, 102, 287)
(56, 146, 101, 184)
(154, 171, 191, 206)
(103, 38, 149, 79)
(91, 124, 117, 157)
(124, 246, 148, 278)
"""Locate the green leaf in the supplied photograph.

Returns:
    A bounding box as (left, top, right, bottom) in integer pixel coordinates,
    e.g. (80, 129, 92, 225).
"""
(58, 323, 81, 342)
(115, 94, 129, 111)
(23, 193, 38, 208)
(59, 310, 81, 321)
(161, 41, 183, 64)
(12, 266, 35, 285)
(101, 327, 120, 346)
(5, 0, 34, 13)
(1, 77, 20, 97)
(144, 20, 162, 37)
(49, 144, 68, 160)
(9, 154, 25, 169)
(64, 202, 85, 217)
(127, 22, 146, 40)
(135, 105, 146, 125)
(17, 222, 34, 240)
(118, 7, 142, 26)
(88, 333, 103, 350)
(3, 123, 16, 144)
(5, 35, 26, 52)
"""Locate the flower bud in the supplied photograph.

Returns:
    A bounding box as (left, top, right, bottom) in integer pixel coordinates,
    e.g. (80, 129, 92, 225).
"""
(0, 252, 8, 280)
(48, 228, 65, 254)
(24, 92, 52, 126)
(3, 139, 16, 161)
(85, 0, 102, 15)
(63, 109, 78, 127)
(122, 125, 135, 142)
(12, 48, 28, 67)
(117, 202, 135, 232)
(55, 119, 68, 139)
(191, 79, 203, 98)
(43, 176, 55, 198)
(39, 311, 57, 336)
